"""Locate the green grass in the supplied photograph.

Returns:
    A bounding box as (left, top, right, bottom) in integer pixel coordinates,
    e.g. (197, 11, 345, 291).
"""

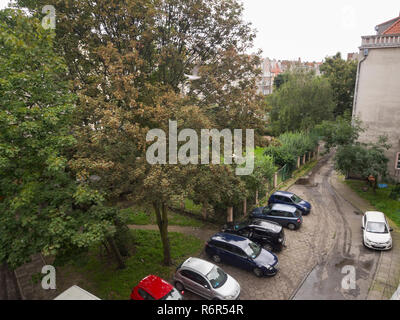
(345, 180, 400, 228)
(64, 230, 204, 300)
(120, 205, 204, 228)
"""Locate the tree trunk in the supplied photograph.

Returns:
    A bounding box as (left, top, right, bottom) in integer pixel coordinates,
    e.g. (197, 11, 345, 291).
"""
(153, 202, 172, 266)
(202, 202, 208, 220)
(255, 190, 259, 206)
(243, 198, 247, 217)
(107, 237, 126, 269)
(227, 207, 233, 223)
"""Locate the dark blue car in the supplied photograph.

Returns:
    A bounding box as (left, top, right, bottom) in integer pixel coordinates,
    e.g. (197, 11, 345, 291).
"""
(268, 191, 312, 215)
(205, 233, 279, 277)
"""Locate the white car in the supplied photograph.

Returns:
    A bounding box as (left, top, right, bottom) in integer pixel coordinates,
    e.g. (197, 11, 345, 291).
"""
(362, 211, 393, 250)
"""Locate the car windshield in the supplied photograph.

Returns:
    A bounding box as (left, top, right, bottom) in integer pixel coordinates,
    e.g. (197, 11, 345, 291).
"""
(160, 288, 182, 300)
(206, 266, 228, 289)
(244, 242, 262, 259)
(291, 195, 302, 204)
(366, 222, 388, 234)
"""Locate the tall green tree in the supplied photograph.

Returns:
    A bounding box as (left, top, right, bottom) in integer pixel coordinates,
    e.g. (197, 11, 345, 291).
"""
(268, 70, 335, 135)
(320, 52, 358, 118)
(0, 9, 122, 269)
(16, 0, 265, 266)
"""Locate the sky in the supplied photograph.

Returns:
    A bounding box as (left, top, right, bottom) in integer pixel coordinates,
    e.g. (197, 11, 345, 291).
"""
(1, 0, 399, 62)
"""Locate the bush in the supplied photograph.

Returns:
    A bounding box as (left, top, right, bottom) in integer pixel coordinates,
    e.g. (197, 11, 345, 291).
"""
(264, 132, 319, 170)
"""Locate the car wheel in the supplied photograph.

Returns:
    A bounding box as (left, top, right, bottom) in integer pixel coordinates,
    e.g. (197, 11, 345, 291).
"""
(212, 255, 221, 263)
(175, 281, 184, 292)
(288, 223, 296, 230)
(253, 268, 263, 278)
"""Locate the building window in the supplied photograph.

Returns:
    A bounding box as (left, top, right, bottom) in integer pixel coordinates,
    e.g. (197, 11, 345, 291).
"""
(396, 153, 400, 170)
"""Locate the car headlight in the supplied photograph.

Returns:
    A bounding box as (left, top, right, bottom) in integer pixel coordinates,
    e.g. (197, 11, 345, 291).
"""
(225, 295, 235, 300)
(278, 238, 283, 243)
(266, 264, 273, 270)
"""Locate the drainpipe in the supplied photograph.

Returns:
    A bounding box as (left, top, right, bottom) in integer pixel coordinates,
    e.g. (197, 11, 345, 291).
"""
(352, 49, 369, 124)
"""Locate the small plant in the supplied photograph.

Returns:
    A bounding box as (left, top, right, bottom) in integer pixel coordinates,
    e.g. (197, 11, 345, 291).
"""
(389, 184, 400, 201)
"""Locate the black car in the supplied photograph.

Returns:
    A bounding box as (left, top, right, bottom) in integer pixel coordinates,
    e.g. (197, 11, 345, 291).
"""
(222, 219, 286, 252)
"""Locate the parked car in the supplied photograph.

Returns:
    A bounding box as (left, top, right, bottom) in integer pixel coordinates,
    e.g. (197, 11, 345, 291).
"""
(362, 211, 393, 251)
(221, 219, 286, 252)
(250, 203, 303, 230)
(173, 257, 240, 300)
(268, 191, 312, 215)
(131, 275, 183, 300)
(205, 233, 279, 277)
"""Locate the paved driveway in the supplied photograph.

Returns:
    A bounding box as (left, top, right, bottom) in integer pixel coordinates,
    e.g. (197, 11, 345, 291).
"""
(185, 156, 348, 300)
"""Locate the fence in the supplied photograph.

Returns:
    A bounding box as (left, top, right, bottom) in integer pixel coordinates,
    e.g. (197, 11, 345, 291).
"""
(266, 146, 320, 195)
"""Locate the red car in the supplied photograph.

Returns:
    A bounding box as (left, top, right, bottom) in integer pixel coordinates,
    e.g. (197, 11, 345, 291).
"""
(130, 275, 184, 300)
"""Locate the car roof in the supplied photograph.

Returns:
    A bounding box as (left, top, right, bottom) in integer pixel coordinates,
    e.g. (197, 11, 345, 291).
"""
(211, 232, 252, 250)
(365, 211, 386, 223)
(249, 219, 283, 232)
(273, 191, 294, 197)
(181, 257, 214, 276)
(139, 275, 173, 299)
(270, 203, 297, 213)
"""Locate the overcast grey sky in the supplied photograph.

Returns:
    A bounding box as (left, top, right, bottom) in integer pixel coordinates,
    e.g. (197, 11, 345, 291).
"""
(1, 0, 399, 61)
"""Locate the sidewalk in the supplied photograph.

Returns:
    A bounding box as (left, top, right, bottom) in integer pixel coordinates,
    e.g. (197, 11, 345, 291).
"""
(331, 174, 400, 300)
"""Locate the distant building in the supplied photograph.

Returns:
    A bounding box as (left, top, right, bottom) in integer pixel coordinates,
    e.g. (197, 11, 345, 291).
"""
(352, 14, 400, 181)
(347, 52, 359, 61)
(257, 58, 322, 95)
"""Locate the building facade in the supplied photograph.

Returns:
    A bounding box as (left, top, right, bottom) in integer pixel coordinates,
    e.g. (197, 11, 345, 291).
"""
(353, 14, 400, 181)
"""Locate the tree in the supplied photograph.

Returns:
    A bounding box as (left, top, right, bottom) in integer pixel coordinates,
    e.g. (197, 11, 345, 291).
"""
(335, 140, 390, 190)
(314, 115, 364, 152)
(267, 70, 335, 135)
(16, 0, 265, 267)
(273, 72, 290, 90)
(320, 52, 358, 118)
(0, 9, 122, 269)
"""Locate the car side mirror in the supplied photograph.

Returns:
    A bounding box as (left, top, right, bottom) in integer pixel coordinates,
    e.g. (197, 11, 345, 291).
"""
(390, 228, 394, 232)
(361, 227, 365, 230)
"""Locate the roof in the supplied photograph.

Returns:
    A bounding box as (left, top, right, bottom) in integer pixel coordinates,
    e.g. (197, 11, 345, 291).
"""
(211, 232, 251, 250)
(54, 286, 101, 300)
(383, 19, 400, 34)
(250, 219, 282, 233)
(376, 15, 400, 27)
(273, 191, 294, 197)
(182, 257, 214, 276)
(271, 203, 297, 213)
(366, 211, 386, 223)
(138, 275, 173, 300)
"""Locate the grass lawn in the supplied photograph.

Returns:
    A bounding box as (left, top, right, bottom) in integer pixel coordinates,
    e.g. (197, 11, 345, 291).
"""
(120, 205, 204, 228)
(345, 180, 400, 229)
(59, 230, 204, 300)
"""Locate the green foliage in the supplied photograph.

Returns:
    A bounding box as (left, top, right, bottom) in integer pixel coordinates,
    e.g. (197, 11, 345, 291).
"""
(241, 148, 276, 195)
(268, 70, 335, 135)
(315, 115, 363, 152)
(0, 10, 120, 268)
(273, 72, 290, 90)
(335, 140, 390, 181)
(320, 52, 358, 118)
(64, 230, 203, 300)
(345, 180, 400, 228)
(264, 132, 319, 171)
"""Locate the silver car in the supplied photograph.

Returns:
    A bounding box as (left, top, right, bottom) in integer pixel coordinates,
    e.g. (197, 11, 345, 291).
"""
(173, 257, 240, 300)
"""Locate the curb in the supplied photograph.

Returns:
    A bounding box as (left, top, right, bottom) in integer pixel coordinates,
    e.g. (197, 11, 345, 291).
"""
(289, 262, 318, 300)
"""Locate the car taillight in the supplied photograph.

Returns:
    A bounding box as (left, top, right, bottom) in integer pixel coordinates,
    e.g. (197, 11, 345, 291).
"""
(205, 241, 209, 247)
(297, 219, 301, 223)
(181, 291, 185, 295)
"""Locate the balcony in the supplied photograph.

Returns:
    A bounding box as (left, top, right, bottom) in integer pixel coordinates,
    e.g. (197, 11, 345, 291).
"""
(361, 34, 400, 49)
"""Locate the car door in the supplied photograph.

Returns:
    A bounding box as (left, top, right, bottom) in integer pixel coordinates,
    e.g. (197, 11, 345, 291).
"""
(253, 228, 272, 246)
(230, 245, 254, 271)
(265, 209, 284, 225)
(191, 272, 213, 299)
(179, 270, 211, 299)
